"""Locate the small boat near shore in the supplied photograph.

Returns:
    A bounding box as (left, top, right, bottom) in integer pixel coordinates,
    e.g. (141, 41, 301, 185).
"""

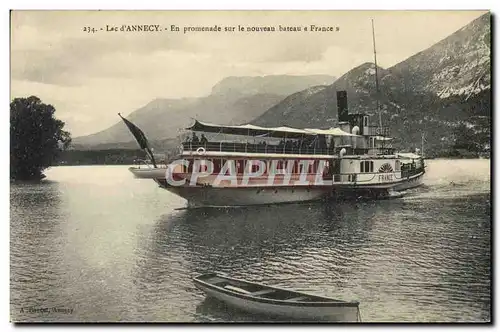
(193, 273, 361, 322)
(129, 166, 167, 179)
(128, 158, 168, 179)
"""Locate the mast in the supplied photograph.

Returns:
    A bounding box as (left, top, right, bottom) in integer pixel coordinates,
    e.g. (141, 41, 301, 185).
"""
(421, 132, 425, 157)
(371, 19, 382, 129)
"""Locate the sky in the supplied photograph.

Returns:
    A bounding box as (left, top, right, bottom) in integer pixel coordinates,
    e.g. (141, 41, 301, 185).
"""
(11, 10, 487, 137)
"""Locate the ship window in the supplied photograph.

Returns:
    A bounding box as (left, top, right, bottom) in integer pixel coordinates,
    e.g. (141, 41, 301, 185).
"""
(360, 161, 374, 173)
(198, 160, 207, 173)
(364, 116, 368, 127)
(239, 160, 244, 174)
(251, 163, 260, 173)
(223, 160, 232, 175)
(213, 159, 220, 173)
(395, 160, 401, 172)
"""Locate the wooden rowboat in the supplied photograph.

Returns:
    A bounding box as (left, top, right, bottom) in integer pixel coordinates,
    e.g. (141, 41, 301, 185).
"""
(193, 273, 361, 322)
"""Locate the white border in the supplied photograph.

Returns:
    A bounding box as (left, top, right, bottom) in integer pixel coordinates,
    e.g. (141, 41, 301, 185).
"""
(3, 1, 496, 332)
(4, 0, 498, 10)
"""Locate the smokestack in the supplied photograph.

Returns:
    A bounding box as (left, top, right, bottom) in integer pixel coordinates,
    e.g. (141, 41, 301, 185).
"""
(336, 90, 348, 122)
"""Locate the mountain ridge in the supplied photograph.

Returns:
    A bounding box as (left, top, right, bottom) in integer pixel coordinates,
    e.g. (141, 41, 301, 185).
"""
(72, 13, 490, 157)
(72, 75, 336, 148)
(251, 13, 490, 156)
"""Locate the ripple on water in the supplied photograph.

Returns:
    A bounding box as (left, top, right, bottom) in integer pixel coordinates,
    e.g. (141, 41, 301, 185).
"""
(10, 162, 491, 322)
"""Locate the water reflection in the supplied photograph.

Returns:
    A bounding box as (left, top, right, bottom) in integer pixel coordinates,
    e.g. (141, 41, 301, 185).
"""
(132, 191, 490, 322)
(194, 296, 306, 322)
(163, 202, 373, 283)
(10, 181, 68, 321)
(10, 162, 491, 322)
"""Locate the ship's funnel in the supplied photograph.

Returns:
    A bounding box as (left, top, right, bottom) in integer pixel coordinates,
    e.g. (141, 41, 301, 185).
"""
(337, 91, 348, 122)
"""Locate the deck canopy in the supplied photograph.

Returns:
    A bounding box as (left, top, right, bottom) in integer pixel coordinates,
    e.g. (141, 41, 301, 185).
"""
(304, 127, 360, 137)
(186, 120, 360, 138)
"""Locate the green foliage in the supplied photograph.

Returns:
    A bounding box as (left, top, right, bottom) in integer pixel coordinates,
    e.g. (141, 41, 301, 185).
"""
(10, 96, 71, 180)
(452, 117, 490, 154)
(56, 149, 145, 165)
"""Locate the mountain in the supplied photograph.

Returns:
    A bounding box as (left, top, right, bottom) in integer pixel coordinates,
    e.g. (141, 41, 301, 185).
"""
(253, 13, 491, 156)
(389, 13, 490, 98)
(252, 63, 395, 129)
(73, 75, 335, 149)
(211, 75, 334, 97)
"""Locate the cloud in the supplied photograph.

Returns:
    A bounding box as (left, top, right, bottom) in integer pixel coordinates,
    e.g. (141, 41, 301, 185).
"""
(10, 10, 487, 136)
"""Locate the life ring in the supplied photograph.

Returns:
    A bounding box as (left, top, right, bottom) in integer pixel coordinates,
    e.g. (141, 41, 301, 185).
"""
(196, 147, 206, 155)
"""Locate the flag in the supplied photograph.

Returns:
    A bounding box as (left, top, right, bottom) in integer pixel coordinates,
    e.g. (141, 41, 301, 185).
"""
(118, 113, 149, 149)
(118, 113, 157, 168)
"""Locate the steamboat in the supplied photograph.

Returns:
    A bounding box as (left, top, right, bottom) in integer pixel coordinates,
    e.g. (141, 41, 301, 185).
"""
(124, 89, 425, 208)
(123, 21, 425, 207)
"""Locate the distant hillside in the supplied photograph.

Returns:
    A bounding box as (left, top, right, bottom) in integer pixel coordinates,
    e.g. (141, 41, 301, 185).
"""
(211, 75, 335, 97)
(253, 13, 491, 156)
(73, 75, 335, 149)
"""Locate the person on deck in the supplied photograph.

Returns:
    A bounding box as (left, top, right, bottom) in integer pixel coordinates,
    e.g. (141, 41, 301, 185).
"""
(191, 132, 199, 147)
(329, 137, 335, 154)
(200, 134, 208, 147)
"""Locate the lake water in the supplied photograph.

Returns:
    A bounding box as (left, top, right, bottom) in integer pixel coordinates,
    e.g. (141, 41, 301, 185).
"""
(10, 159, 491, 322)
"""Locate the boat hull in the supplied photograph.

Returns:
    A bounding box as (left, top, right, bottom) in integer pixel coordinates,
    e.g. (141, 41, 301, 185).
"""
(392, 172, 425, 191)
(197, 284, 358, 321)
(129, 167, 167, 179)
(193, 275, 359, 322)
(164, 185, 328, 208)
(154, 170, 425, 207)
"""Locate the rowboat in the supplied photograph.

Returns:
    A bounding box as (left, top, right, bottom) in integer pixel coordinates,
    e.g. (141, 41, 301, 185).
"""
(128, 166, 166, 179)
(193, 273, 361, 322)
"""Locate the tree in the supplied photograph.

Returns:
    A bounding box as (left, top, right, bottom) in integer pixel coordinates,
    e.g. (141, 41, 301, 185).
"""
(10, 96, 71, 180)
(452, 117, 491, 155)
(452, 123, 477, 151)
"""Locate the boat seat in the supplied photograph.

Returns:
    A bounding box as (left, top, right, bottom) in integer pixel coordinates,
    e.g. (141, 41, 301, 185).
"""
(205, 277, 227, 285)
(224, 285, 252, 294)
(250, 289, 276, 296)
(287, 296, 310, 302)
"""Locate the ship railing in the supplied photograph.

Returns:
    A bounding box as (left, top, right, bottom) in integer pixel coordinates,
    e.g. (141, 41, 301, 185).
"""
(333, 147, 395, 156)
(180, 142, 401, 158)
(401, 164, 425, 178)
(366, 148, 396, 155)
(181, 142, 396, 156)
(181, 141, 337, 156)
(132, 159, 168, 169)
(363, 126, 390, 136)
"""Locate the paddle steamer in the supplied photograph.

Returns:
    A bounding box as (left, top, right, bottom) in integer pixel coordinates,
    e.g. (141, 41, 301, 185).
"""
(128, 90, 425, 207)
(124, 22, 425, 207)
